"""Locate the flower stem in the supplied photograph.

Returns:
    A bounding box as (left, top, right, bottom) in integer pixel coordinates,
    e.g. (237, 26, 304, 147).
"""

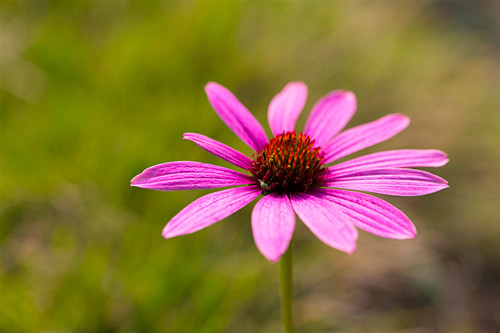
(280, 239, 294, 333)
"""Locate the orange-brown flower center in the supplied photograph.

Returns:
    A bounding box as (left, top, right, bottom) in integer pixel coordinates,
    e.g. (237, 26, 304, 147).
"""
(248, 131, 327, 194)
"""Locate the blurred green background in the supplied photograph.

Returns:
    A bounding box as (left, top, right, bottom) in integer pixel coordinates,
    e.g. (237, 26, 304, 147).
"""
(1, 1, 500, 332)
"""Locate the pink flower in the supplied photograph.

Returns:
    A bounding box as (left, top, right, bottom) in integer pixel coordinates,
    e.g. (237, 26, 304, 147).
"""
(131, 82, 448, 262)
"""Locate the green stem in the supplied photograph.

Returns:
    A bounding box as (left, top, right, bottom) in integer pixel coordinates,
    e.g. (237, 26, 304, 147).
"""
(280, 239, 294, 333)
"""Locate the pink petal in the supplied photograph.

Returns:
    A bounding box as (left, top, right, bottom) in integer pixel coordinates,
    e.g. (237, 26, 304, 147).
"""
(323, 114, 410, 163)
(304, 90, 357, 147)
(312, 188, 416, 239)
(131, 161, 255, 191)
(251, 193, 295, 262)
(329, 149, 449, 176)
(325, 168, 449, 196)
(290, 192, 358, 254)
(183, 132, 252, 170)
(268, 82, 308, 137)
(163, 186, 262, 238)
(205, 82, 268, 151)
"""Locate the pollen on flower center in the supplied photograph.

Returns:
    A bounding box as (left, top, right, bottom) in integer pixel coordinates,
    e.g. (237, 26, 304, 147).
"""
(248, 131, 327, 194)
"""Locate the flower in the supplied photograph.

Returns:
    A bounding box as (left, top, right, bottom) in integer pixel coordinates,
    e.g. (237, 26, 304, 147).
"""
(131, 82, 449, 262)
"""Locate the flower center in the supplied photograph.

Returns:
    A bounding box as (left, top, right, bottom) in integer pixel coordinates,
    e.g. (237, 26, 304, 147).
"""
(248, 131, 327, 194)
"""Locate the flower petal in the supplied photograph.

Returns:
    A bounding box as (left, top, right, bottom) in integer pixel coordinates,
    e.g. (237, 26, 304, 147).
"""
(251, 193, 295, 262)
(312, 188, 416, 239)
(163, 186, 262, 238)
(323, 114, 410, 163)
(304, 90, 357, 147)
(268, 82, 308, 137)
(205, 82, 268, 151)
(325, 168, 449, 196)
(290, 192, 358, 254)
(329, 149, 449, 176)
(183, 132, 252, 170)
(131, 161, 255, 191)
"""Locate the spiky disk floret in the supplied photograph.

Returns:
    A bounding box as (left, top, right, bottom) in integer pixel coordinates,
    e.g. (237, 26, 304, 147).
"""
(248, 131, 327, 194)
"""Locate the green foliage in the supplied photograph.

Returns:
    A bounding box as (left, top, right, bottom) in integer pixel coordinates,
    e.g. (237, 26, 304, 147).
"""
(1, 1, 499, 331)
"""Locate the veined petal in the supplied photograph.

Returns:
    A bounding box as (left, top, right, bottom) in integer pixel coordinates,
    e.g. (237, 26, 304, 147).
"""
(325, 168, 449, 196)
(131, 161, 255, 191)
(329, 149, 449, 176)
(251, 193, 295, 262)
(268, 82, 308, 137)
(323, 114, 410, 163)
(205, 82, 268, 151)
(290, 192, 358, 254)
(163, 186, 262, 238)
(304, 90, 357, 147)
(312, 188, 416, 239)
(183, 132, 252, 170)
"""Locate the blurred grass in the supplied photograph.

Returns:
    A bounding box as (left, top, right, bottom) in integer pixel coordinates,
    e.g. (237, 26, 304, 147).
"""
(1, 0, 500, 332)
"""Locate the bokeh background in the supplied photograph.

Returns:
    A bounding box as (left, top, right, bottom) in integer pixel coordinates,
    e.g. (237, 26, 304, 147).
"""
(1, 1, 500, 332)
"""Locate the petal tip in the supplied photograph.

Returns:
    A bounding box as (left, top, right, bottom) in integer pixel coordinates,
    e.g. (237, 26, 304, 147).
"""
(340, 90, 356, 101)
(129, 181, 146, 189)
(339, 242, 357, 255)
(403, 231, 417, 240)
(162, 226, 176, 239)
(129, 177, 150, 189)
(288, 81, 307, 89)
(396, 113, 411, 125)
(205, 81, 218, 89)
(405, 224, 417, 239)
(204, 82, 224, 95)
(270, 246, 290, 262)
(389, 112, 410, 121)
(437, 153, 450, 166)
(345, 245, 357, 255)
(432, 173, 449, 186)
(398, 225, 417, 239)
(257, 247, 285, 263)
(438, 150, 449, 159)
(130, 174, 141, 184)
(268, 254, 282, 263)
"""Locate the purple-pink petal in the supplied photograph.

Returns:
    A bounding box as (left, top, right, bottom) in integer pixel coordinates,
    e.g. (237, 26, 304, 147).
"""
(329, 149, 449, 177)
(162, 186, 262, 238)
(290, 192, 358, 254)
(251, 193, 295, 262)
(304, 90, 357, 147)
(312, 188, 416, 239)
(268, 82, 308, 137)
(323, 114, 410, 163)
(183, 132, 252, 170)
(325, 168, 449, 196)
(131, 161, 255, 191)
(205, 82, 268, 151)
